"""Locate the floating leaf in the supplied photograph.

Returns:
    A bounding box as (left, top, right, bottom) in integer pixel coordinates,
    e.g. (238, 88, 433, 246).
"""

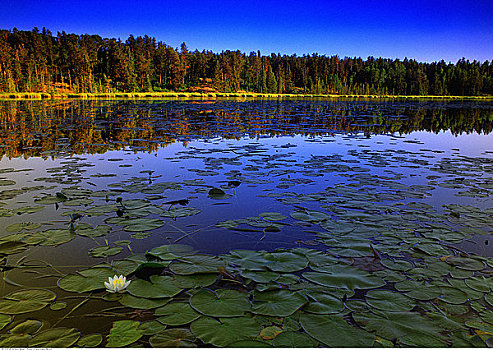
(147, 244, 195, 261)
(9, 319, 42, 334)
(77, 334, 103, 347)
(300, 313, 375, 347)
(58, 267, 115, 293)
(0, 241, 28, 255)
(123, 218, 165, 232)
(208, 188, 230, 199)
(260, 326, 283, 340)
(90, 246, 122, 258)
(149, 328, 196, 347)
(190, 289, 250, 317)
(24, 229, 75, 246)
(365, 290, 416, 312)
(445, 256, 485, 271)
(138, 320, 166, 335)
(272, 331, 318, 347)
(29, 327, 80, 347)
(50, 302, 67, 311)
(353, 311, 442, 341)
(0, 289, 56, 314)
(0, 314, 11, 331)
(303, 292, 344, 314)
(264, 251, 308, 272)
(106, 320, 143, 347)
(127, 275, 182, 299)
(119, 294, 170, 309)
(252, 290, 307, 317)
(161, 207, 201, 218)
(169, 255, 224, 275)
(172, 273, 217, 288)
(156, 302, 201, 325)
(191, 316, 261, 347)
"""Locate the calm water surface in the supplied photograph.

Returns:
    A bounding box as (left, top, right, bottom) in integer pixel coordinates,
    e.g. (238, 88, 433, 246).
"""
(0, 99, 492, 346)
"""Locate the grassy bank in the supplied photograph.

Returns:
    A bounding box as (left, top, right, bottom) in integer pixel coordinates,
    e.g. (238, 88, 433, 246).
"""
(0, 91, 492, 100)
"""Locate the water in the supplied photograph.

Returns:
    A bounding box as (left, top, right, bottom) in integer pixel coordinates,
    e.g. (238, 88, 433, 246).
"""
(0, 98, 492, 346)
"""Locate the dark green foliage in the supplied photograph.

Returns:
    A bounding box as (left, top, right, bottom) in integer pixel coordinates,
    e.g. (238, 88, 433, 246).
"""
(0, 28, 492, 95)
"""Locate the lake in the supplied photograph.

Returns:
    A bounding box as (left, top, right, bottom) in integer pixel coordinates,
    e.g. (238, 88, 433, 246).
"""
(0, 98, 492, 347)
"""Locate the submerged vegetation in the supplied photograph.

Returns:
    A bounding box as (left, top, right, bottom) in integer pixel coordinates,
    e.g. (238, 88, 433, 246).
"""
(0, 28, 492, 96)
(0, 99, 491, 346)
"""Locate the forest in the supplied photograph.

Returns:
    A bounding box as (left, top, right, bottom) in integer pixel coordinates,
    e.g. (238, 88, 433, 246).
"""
(0, 27, 492, 96)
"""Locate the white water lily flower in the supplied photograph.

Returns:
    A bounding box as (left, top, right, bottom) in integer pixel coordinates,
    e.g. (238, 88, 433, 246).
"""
(104, 275, 130, 293)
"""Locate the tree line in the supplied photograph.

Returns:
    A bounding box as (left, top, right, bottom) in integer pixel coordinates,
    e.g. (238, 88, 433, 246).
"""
(1, 27, 492, 96)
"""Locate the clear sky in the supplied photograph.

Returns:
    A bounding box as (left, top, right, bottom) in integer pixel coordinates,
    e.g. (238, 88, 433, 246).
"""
(1, 0, 492, 63)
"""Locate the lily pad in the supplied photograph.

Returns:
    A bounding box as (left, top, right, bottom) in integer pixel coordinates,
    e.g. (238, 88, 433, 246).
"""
(172, 273, 218, 288)
(123, 218, 165, 232)
(191, 316, 261, 347)
(161, 207, 201, 218)
(190, 289, 250, 317)
(147, 244, 196, 261)
(77, 334, 103, 347)
(252, 290, 307, 317)
(156, 302, 201, 325)
(9, 319, 42, 334)
(128, 275, 182, 299)
(303, 292, 344, 314)
(90, 246, 122, 258)
(106, 320, 143, 347)
(272, 331, 318, 347)
(445, 256, 485, 271)
(29, 327, 80, 347)
(58, 266, 116, 293)
(0, 289, 56, 314)
(138, 320, 166, 335)
(263, 251, 308, 272)
(303, 265, 385, 295)
(365, 290, 416, 312)
(300, 313, 375, 347)
(149, 328, 196, 347)
(119, 294, 170, 309)
(169, 255, 225, 275)
(24, 229, 75, 246)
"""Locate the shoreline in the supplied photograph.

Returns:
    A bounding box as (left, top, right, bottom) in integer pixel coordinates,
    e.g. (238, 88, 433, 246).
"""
(0, 92, 491, 100)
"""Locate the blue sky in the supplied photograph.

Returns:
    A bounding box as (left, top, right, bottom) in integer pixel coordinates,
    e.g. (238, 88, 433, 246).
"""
(1, 0, 492, 63)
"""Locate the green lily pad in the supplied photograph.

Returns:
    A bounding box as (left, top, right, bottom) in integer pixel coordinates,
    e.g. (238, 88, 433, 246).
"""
(29, 327, 80, 347)
(0, 314, 11, 331)
(190, 289, 250, 317)
(303, 266, 385, 295)
(300, 313, 375, 347)
(252, 290, 307, 317)
(0, 289, 56, 314)
(303, 292, 344, 314)
(263, 251, 308, 272)
(365, 290, 416, 312)
(149, 328, 196, 347)
(169, 255, 225, 275)
(208, 188, 230, 199)
(77, 334, 103, 347)
(24, 229, 75, 246)
(272, 331, 318, 347)
(78, 225, 111, 238)
(445, 256, 485, 271)
(138, 320, 166, 335)
(172, 273, 218, 288)
(259, 212, 287, 221)
(0, 241, 28, 255)
(191, 316, 261, 347)
(241, 270, 280, 283)
(353, 311, 442, 341)
(0, 334, 31, 347)
(90, 246, 122, 258)
(10, 319, 42, 334)
(127, 275, 182, 299)
(156, 302, 201, 325)
(225, 250, 270, 270)
(123, 218, 165, 232)
(106, 320, 143, 347)
(119, 294, 170, 309)
(290, 209, 330, 223)
(50, 302, 67, 311)
(58, 266, 116, 293)
(147, 244, 196, 261)
(5, 222, 41, 232)
(161, 207, 201, 218)
(465, 276, 493, 292)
